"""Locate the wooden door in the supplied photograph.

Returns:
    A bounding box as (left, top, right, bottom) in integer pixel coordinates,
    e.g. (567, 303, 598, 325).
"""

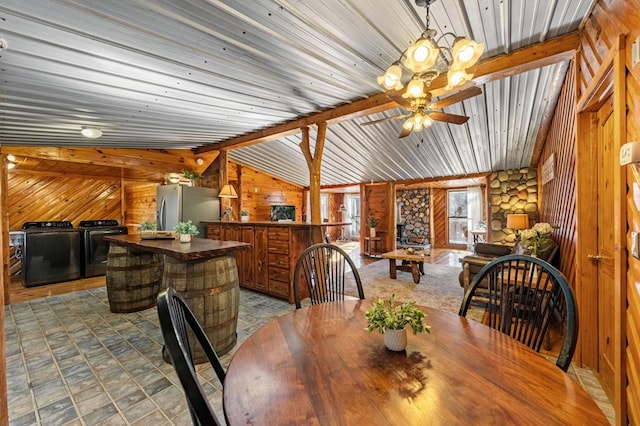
(596, 97, 616, 398)
(239, 227, 255, 288)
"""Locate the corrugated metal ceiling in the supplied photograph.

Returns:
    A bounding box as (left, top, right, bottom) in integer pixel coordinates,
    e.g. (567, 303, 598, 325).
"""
(0, 0, 593, 186)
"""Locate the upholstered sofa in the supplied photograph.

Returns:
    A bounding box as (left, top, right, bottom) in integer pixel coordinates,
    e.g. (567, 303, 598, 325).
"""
(459, 240, 559, 294)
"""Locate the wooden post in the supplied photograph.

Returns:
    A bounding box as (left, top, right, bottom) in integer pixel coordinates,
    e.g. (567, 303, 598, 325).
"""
(0, 154, 9, 424)
(299, 123, 326, 224)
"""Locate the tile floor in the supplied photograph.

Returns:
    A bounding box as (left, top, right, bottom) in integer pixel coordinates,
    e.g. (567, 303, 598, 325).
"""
(4, 275, 615, 425)
(5, 287, 292, 425)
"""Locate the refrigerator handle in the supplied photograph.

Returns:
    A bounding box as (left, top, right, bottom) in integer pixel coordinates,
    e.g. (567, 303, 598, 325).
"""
(159, 197, 166, 230)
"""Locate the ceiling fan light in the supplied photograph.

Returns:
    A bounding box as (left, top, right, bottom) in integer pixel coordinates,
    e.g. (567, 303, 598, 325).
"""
(402, 118, 414, 131)
(81, 127, 103, 138)
(403, 78, 426, 99)
(452, 37, 484, 68)
(422, 116, 434, 128)
(403, 37, 439, 73)
(376, 63, 404, 90)
(447, 66, 472, 88)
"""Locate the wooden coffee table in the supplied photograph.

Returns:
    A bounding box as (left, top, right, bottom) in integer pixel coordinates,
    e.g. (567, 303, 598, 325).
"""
(381, 248, 430, 284)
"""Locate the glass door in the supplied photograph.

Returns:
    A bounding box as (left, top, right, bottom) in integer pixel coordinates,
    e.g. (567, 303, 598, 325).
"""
(447, 190, 468, 245)
(347, 195, 360, 240)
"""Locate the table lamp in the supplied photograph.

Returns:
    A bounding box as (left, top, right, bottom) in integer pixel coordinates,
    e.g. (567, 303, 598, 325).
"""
(219, 184, 238, 221)
(506, 213, 530, 239)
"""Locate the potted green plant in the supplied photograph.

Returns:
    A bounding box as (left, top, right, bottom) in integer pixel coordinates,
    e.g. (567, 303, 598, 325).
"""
(366, 215, 378, 237)
(240, 210, 250, 223)
(174, 220, 199, 243)
(182, 170, 201, 186)
(137, 220, 157, 239)
(365, 294, 430, 351)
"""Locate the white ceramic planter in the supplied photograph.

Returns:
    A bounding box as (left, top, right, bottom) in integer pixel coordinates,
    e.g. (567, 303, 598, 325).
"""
(383, 328, 407, 351)
(241, 216, 249, 223)
(370, 228, 376, 238)
(179, 233, 192, 243)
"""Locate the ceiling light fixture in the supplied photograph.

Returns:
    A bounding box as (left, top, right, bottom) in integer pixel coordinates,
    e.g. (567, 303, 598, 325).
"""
(81, 127, 103, 139)
(376, 0, 484, 134)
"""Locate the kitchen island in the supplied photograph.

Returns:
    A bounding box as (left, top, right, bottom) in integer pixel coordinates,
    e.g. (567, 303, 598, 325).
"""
(205, 221, 348, 304)
(105, 234, 249, 359)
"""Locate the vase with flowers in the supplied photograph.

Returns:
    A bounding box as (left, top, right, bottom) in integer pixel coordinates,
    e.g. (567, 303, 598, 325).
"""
(520, 222, 555, 256)
(367, 215, 378, 238)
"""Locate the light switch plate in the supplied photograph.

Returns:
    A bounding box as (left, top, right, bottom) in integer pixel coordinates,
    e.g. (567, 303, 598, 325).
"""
(632, 231, 640, 259)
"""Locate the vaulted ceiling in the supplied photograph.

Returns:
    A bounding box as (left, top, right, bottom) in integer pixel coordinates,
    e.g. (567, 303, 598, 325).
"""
(0, 0, 594, 186)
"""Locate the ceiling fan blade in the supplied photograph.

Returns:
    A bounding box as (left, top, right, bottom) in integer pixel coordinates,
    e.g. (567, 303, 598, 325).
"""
(430, 86, 482, 110)
(387, 93, 413, 109)
(429, 112, 470, 125)
(360, 114, 406, 126)
(399, 127, 412, 138)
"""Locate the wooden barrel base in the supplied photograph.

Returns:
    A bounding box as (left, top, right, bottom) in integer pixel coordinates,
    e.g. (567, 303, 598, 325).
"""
(163, 255, 240, 362)
(106, 245, 163, 313)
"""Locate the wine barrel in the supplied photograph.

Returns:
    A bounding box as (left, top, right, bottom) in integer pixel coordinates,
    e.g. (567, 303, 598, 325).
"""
(163, 254, 239, 362)
(106, 244, 163, 313)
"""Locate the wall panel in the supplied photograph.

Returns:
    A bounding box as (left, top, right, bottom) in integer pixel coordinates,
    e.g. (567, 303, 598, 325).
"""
(539, 62, 577, 288)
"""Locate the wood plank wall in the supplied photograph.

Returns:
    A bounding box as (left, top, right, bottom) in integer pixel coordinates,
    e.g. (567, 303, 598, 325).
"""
(123, 182, 159, 233)
(579, 1, 640, 423)
(362, 183, 393, 252)
(431, 188, 447, 248)
(7, 170, 124, 230)
(539, 62, 578, 292)
(228, 162, 304, 222)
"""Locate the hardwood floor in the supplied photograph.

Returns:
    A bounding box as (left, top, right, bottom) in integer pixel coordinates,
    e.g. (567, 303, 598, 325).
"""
(7, 245, 471, 304)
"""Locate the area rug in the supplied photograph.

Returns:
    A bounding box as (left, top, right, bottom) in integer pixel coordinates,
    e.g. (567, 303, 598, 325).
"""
(345, 260, 466, 314)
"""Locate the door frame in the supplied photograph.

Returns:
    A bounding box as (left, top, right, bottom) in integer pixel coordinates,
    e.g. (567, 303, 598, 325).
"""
(575, 35, 627, 420)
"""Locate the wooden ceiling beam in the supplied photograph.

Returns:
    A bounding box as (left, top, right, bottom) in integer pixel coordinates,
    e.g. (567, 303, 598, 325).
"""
(196, 32, 580, 153)
(0, 146, 218, 172)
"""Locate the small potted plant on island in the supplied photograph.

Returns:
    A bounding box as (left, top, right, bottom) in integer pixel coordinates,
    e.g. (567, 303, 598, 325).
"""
(240, 210, 250, 223)
(137, 220, 157, 239)
(365, 294, 431, 351)
(367, 215, 378, 238)
(174, 220, 199, 243)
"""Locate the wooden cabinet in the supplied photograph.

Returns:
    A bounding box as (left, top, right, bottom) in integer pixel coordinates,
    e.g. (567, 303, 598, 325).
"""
(206, 221, 325, 303)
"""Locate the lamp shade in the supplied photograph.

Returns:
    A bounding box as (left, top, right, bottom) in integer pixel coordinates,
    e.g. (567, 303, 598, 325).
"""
(506, 213, 529, 230)
(218, 184, 238, 198)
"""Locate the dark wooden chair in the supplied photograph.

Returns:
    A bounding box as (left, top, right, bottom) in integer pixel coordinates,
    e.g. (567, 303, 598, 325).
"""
(293, 243, 365, 309)
(156, 287, 225, 426)
(458, 254, 578, 371)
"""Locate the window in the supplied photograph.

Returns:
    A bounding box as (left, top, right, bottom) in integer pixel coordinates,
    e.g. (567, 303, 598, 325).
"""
(448, 190, 468, 245)
(320, 193, 329, 222)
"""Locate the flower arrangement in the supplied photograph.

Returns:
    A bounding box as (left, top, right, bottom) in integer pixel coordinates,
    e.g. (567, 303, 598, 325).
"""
(365, 294, 431, 335)
(520, 222, 555, 256)
(366, 215, 378, 228)
(174, 220, 199, 235)
(137, 220, 157, 231)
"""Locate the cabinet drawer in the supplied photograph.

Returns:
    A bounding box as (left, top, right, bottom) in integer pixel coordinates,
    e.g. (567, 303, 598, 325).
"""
(207, 225, 221, 240)
(268, 228, 290, 241)
(268, 240, 289, 254)
(269, 266, 289, 283)
(268, 279, 289, 298)
(268, 254, 289, 268)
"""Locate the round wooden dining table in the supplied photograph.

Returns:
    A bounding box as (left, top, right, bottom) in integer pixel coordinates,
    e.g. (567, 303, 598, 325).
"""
(223, 300, 608, 425)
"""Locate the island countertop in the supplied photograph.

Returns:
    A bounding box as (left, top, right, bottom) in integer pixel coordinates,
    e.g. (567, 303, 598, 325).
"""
(105, 234, 250, 261)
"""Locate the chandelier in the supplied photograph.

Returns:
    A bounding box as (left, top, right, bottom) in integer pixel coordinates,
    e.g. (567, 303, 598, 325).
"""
(376, 0, 484, 133)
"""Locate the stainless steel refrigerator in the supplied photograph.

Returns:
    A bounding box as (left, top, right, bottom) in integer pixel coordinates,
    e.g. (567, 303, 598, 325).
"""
(156, 185, 220, 237)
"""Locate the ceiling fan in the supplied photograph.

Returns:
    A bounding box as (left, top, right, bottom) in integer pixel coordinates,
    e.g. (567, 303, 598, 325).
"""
(361, 85, 482, 138)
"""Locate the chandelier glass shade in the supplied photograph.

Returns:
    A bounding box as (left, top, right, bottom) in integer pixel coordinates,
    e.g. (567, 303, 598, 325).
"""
(377, 0, 484, 96)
